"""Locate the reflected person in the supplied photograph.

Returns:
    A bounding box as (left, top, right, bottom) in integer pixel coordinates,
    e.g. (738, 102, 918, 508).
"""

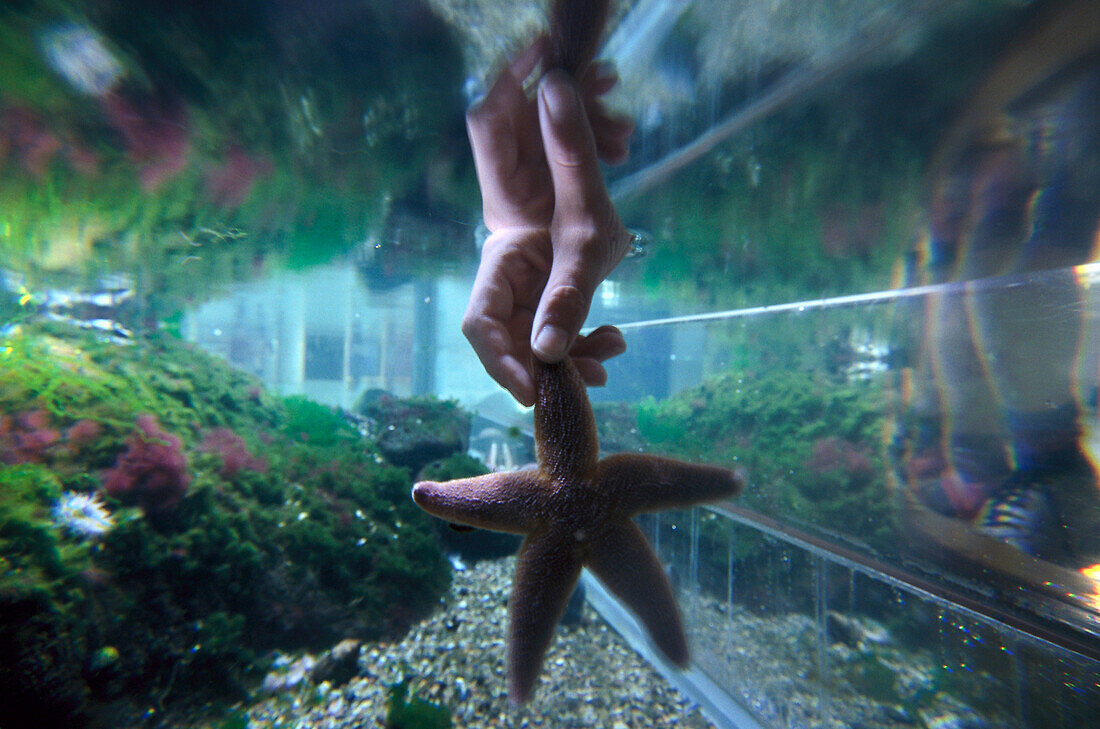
(462, 37, 636, 407)
(900, 0, 1100, 570)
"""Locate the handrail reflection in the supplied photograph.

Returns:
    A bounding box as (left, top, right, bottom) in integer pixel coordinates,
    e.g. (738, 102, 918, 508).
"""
(603, 260, 1100, 331)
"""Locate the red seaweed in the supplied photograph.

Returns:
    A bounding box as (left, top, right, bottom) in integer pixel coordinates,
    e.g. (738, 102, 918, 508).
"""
(102, 414, 190, 514)
(199, 427, 268, 478)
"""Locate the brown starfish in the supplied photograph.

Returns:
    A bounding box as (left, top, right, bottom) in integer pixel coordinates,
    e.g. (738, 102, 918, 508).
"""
(411, 357, 744, 704)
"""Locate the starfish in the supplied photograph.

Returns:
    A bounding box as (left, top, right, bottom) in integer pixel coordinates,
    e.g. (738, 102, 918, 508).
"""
(411, 357, 744, 704)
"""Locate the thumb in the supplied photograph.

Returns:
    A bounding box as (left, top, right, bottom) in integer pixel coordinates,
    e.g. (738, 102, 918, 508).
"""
(531, 250, 605, 362)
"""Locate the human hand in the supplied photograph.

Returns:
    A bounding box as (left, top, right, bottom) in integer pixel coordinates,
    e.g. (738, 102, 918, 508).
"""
(463, 61, 634, 406)
(466, 37, 633, 233)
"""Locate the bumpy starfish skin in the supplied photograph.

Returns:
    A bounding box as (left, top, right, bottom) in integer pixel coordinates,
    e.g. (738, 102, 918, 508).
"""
(412, 358, 744, 704)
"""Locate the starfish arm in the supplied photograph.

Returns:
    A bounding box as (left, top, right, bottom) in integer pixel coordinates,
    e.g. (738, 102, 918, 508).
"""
(534, 358, 599, 481)
(411, 470, 548, 533)
(508, 528, 584, 704)
(587, 519, 689, 666)
(596, 453, 744, 515)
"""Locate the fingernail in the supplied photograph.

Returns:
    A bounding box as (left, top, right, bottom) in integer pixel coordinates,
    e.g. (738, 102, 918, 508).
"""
(539, 71, 580, 124)
(533, 324, 569, 360)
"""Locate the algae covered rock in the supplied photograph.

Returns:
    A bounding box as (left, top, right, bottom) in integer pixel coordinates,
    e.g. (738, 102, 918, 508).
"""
(635, 367, 890, 547)
(0, 323, 451, 726)
(0, 590, 89, 729)
(354, 389, 470, 472)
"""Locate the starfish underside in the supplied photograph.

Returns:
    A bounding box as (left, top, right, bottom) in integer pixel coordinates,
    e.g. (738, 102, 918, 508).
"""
(412, 357, 744, 704)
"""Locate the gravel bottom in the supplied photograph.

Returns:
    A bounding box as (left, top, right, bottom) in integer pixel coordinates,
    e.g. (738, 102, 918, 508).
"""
(238, 557, 716, 729)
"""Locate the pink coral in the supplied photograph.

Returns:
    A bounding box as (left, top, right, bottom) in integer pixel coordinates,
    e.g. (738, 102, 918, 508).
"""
(103, 414, 190, 514)
(0, 104, 102, 179)
(199, 428, 267, 479)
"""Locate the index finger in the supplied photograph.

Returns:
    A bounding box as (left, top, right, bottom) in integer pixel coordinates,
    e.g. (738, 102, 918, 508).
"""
(537, 69, 607, 214)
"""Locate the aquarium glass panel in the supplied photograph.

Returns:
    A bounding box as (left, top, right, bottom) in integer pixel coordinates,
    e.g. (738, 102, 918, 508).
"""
(3, 0, 1100, 728)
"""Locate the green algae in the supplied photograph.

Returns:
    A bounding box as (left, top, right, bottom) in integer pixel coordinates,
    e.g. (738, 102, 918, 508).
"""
(0, 464, 66, 593)
(281, 395, 356, 447)
(385, 680, 453, 729)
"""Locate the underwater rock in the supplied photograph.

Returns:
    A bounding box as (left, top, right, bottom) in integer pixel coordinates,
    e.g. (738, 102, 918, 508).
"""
(919, 703, 990, 729)
(260, 640, 362, 694)
(312, 639, 363, 687)
(355, 390, 470, 472)
(883, 704, 917, 724)
(826, 610, 891, 649)
(261, 653, 317, 694)
(0, 326, 450, 722)
(592, 402, 649, 455)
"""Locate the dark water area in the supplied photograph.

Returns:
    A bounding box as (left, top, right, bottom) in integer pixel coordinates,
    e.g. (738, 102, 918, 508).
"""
(2, 1, 1100, 728)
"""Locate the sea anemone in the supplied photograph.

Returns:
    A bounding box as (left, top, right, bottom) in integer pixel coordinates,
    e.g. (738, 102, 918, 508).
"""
(51, 491, 114, 539)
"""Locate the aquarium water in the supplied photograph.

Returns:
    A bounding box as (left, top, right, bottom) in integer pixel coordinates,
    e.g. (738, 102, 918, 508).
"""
(2, 1, 1099, 728)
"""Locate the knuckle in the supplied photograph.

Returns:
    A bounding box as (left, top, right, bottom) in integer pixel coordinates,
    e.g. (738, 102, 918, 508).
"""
(555, 221, 615, 264)
(549, 146, 586, 170)
(461, 312, 485, 341)
(467, 108, 505, 141)
(465, 106, 486, 130)
(546, 283, 591, 321)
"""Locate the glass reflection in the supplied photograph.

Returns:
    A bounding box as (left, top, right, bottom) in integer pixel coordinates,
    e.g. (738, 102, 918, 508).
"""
(898, 0, 1100, 576)
(634, 507, 1100, 728)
